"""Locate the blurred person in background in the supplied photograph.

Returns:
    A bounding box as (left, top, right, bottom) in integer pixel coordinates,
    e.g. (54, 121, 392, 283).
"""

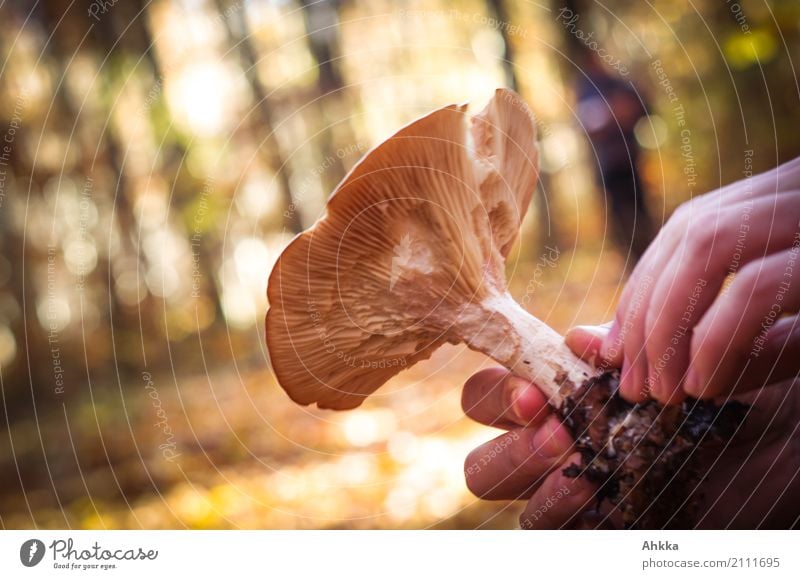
(575, 48, 655, 262)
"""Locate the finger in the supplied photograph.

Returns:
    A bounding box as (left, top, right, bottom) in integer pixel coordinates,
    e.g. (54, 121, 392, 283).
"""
(461, 368, 549, 429)
(518, 453, 598, 529)
(564, 323, 613, 368)
(739, 315, 800, 390)
(464, 416, 573, 500)
(618, 268, 658, 402)
(687, 248, 800, 398)
(601, 231, 668, 368)
(602, 160, 800, 372)
(602, 193, 700, 370)
(617, 214, 683, 402)
(644, 192, 800, 403)
(601, 320, 624, 367)
(696, 156, 800, 209)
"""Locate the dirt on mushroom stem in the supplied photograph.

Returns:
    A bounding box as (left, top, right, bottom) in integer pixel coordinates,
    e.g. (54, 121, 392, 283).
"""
(452, 299, 748, 528)
(559, 370, 749, 528)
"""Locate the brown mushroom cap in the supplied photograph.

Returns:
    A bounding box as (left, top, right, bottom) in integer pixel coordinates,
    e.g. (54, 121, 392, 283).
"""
(266, 89, 539, 409)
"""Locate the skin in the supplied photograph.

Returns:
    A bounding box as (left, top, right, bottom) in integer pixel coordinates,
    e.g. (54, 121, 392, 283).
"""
(462, 158, 800, 528)
(603, 157, 800, 404)
(463, 327, 800, 528)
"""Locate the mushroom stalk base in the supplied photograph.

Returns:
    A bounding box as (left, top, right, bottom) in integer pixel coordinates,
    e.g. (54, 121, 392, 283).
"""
(560, 371, 748, 528)
(455, 295, 747, 528)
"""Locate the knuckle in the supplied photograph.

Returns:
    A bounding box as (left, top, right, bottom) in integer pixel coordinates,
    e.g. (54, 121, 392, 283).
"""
(732, 260, 776, 304)
(643, 305, 664, 348)
(668, 200, 695, 231)
(686, 221, 717, 257)
(736, 260, 761, 288)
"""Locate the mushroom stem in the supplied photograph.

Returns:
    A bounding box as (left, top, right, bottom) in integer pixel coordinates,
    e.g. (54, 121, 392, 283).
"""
(453, 293, 593, 406)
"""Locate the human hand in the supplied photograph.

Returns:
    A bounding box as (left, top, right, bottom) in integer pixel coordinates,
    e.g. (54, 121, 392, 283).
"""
(601, 156, 800, 404)
(461, 327, 602, 529)
(463, 326, 800, 528)
(586, 325, 800, 528)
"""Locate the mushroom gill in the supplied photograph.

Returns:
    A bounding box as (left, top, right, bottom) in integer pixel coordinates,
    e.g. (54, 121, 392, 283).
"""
(267, 89, 550, 410)
(265, 89, 747, 528)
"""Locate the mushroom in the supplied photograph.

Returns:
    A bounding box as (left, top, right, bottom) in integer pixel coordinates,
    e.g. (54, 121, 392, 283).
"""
(266, 89, 746, 527)
(267, 88, 589, 410)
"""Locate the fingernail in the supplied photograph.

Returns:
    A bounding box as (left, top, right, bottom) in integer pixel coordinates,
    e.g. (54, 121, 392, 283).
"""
(684, 368, 700, 397)
(531, 417, 573, 459)
(509, 376, 536, 423)
(573, 325, 607, 338)
(600, 324, 620, 359)
(566, 326, 605, 365)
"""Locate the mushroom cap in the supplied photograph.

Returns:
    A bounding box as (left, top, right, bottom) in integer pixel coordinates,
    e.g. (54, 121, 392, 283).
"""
(266, 88, 539, 409)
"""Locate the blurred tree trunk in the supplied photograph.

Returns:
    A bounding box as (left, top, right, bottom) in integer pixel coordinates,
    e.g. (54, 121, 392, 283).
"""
(83, 1, 161, 372)
(214, 0, 303, 233)
(485, 0, 519, 90)
(489, 0, 556, 248)
(133, 0, 226, 324)
(298, 0, 359, 191)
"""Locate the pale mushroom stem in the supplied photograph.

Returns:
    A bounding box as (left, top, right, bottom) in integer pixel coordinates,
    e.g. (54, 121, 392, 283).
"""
(452, 293, 594, 407)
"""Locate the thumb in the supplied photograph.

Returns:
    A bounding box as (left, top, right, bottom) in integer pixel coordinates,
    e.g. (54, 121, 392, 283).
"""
(564, 323, 614, 367)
